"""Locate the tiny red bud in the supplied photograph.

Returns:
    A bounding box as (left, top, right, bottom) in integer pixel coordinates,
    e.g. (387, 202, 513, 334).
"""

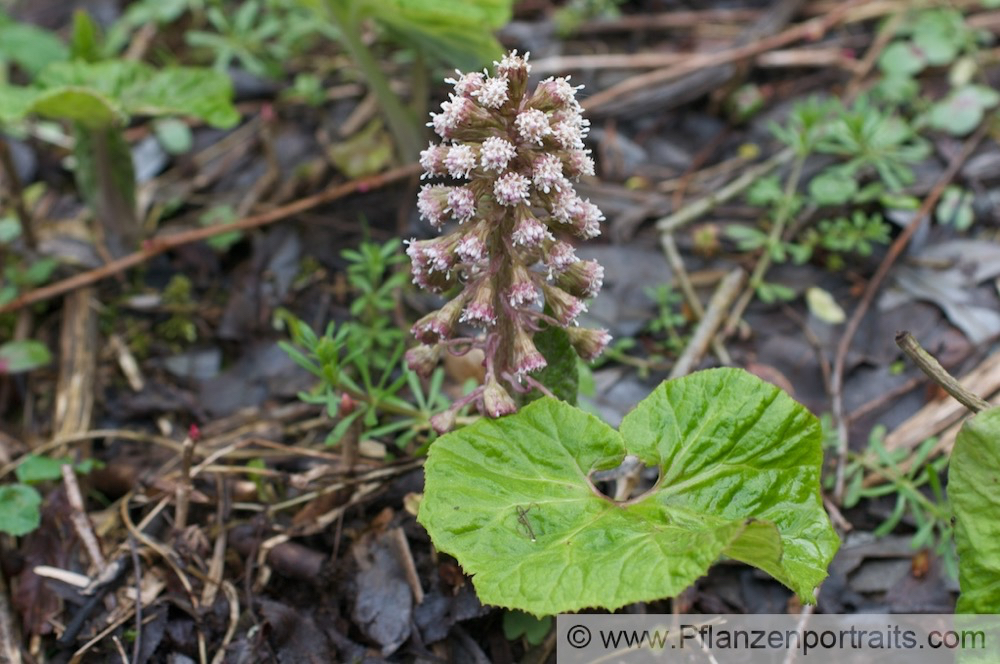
(339, 393, 357, 417)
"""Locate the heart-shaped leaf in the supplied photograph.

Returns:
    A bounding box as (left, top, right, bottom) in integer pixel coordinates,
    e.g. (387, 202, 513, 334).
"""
(419, 368, 839, 615)
(950, 407, 1000, 613)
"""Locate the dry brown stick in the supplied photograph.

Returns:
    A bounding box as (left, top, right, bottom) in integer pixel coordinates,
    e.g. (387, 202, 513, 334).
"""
(895, 332, 991, 414)
(129, 536, 143, 664)
(0, 163, 422, 314)
(210, 582, 240, 664)
(572, 8, 760, 33)
(175, 432, 197, 532)
(582, 0, 864, 112)
(659, 234, 731, 364)
(656, 148, 795, 234)
(201, 474, 228, 609)
(669, 268, 746, 379)
(53, 288, 98, 456)
(0, 563, 22, 664)
(830, 122, 990, 503)
(62, 464, 107, 574)
(534, 47, 859, 75)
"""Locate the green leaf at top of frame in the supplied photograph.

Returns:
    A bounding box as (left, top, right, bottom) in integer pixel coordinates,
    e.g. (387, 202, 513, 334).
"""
(356, 0, 513, 70)
(0, 60, 239, 129)
(950, 406, 1000, 613)
(0, 13, 69, 76)
(419, 368, 839, 616)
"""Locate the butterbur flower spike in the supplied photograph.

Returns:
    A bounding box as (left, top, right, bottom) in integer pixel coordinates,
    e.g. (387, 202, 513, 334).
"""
(406, 51, 611, 426)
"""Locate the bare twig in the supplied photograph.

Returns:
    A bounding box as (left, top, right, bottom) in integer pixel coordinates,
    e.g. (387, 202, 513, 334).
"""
(129, 536, 143, 664)
(895, 332, 991, 414)
(0, 163, 422, 314)
(62, 464, 107, 574)
(670, 268, 746, 379)
(656, 148, 795, 235)
(389, 527, 424, 605)
(210, 582, 240, 664)
(582, 1, 864, 112)
(831, 122, 989, 503)
(175, 432, 197, 532)
(659, 234, 731, 364)
(0, 561, 22, 664)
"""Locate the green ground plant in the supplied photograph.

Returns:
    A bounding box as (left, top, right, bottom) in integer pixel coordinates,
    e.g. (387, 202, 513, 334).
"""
(827, 423, 956, 578)
(280, 240, 450, 450)
(0, 455, 99, 536)
(728, 95, 928, 302)
(0, 12, 239, 257)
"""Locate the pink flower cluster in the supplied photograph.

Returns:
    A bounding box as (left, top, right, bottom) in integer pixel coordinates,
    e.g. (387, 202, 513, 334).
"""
(405, 51, 611, 430)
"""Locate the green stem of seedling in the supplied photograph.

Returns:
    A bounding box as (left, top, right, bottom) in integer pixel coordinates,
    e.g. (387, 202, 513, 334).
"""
(327, 9, 424, 162)
(725, 152, 806, 333)
(850, 453, 950, 525)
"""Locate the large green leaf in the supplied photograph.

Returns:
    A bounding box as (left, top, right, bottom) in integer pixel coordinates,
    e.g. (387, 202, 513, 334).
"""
(419, 368, 839, 615)
(358, 0, 512, 69)
(0, 60, 239, 129)
(950, 407, 1000, 613)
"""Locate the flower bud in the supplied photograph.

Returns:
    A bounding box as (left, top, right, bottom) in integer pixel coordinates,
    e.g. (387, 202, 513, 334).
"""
(566, 327, 612, 361)
(412, 295, 467, 343)
(444, 144, 478, 179)
(446, 186, 477, 222)
(405, 343, 442, 378)
(461, 279, 497, 327)
(543, 284, 586, 325)
(480, 136, 517, 172)
(419, 143, 449, 178)
(515, 108, 551, 145)
(528, 76, 582, 112)
(455, 222, 489, 263)
(417, 184, 450, 227)
(531, 154, 565, 194)
(494, 172, 531, 206)
(431, 409, 457, 434)
(482, 376, 517, 417)
(445, 70, 484, 97)
(556, 260, 604, 299)
(512, 206, 548, 247)
(512, 327, 547, 376)
(545, 241, 577, 272)
(471, 75, 509, 109)
(495, 50, 530, 102)
(507, 262, 538, 308)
